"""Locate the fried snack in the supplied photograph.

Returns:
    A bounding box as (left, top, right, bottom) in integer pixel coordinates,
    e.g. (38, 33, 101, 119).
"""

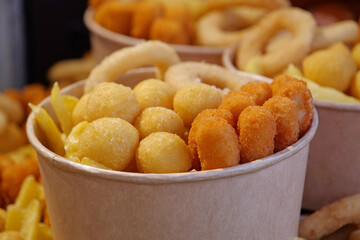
(0, 110, 8, 136)
(218, 91, 255, 123)
(0, 93, 24, 124)
(206, 0, 290, 11)
(133, 79, 175, 111)
(263, 96, 299, 152)
(236, 7, 316, 77)
(130, 1, 163, 39)
(349, 229, 360, 240)
(23, 84, 48, 116)
(173, 83, 224, 127)
(0, 155, 14, 178)
(240, 81, 272, 106)
(164, 61, 251, 91)
(149, 17, 191, 45)
(72, 93, 90, 125)
(350, 71, 360, 100)
(0, 124, 26, 153)
(134, 107, 186, 140)
(238, 106, 276, 163)
(188, 108, 234, 170)
(136, 132, 191, 173)
(0, 231, 24, 240)
(352, 43, 360, 68)
(94, 1, 136, 35)
(299, 194, 360, 240)
(303, 42, 357, 92)
(195, 117, 240, 170)
(84, 41, 180, 93)
(75, 82, 140, 124)
(196, 7, 267, 46)
(272, 75, 313, 136)
(77, 118, 139, 170)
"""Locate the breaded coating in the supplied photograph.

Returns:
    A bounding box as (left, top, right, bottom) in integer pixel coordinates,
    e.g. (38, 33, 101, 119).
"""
(218, 90, 255, 122)
(240, 81, 272, 105)
(238, 106, 276, 163)
(263, 96, 299, 152)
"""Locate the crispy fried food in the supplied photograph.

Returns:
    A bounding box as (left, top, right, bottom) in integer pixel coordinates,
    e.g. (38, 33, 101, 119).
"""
(94, 1, 136, 35)
(350, 71, 360, 100)
(164, 61, 251, 92)
(272, 75, 313, 136)
(149, 17, 191, 45)
(22, 84, 48, 116)
(164, 3, 194, 33)
(0, 155, 14, 179)
(299, 194, 360, 240)
(0, 93, 24, 124)
(188, 109, 235, 170)
(84, 41, 180, 93)
(0, 124, 26, 154)
(133, 79, 175, 111)
(352, 43, 360, 68)
(195, 117, 240, 170)
(240, 81, 272, 106)
(218, 91, 255, 123)
(263, 96, 299, 152)
(130, 1, 163, 39)
(173, 83, 224, 127)
(303, 42, 357, 92)
(72, 93, 90, 125)
(238, 106, 276, 163)
(207, 0, 290, 11)
(196, 7, 267, 46)
(0, 110, 8, 136)
(136, 132, 191, 173)
(236, 7, 317, 77)
(74, 82, 140, 124)
(134, 107, 186, 140)
(77, 118, 139, 171)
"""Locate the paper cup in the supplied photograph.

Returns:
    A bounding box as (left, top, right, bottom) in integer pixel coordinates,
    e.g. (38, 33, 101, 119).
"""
(27, 69, 318, 240)
(84, 8, 224, 64)
(222, 44, 360, 210)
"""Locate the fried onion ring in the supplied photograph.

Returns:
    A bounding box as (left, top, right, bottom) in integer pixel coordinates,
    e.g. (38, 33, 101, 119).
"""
(299, 194, 360, 240)
(84, 41, 180, 93)
(164, 61, 251, 92)
(236, 7, 317, 77)
(206, 0, 290, 11)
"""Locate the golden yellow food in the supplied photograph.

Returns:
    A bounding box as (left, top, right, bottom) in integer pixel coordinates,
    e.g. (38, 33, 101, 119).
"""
(218, 91, 255, 122)
(134, 107, 186, 140)
(0, 94, 24, 125)
(77, 118, 139, 170)
(64, 121, 89, 162)
(352, 42, 360, 68)
(149, 17, 191, 45)
(72, 93, 90, 125)
(350, 70, 360, 100)
(136, 132, 191, 173)
(240, 81, 272, 106)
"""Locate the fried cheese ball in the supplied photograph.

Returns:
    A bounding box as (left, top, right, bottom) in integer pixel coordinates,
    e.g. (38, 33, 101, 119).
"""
(136, 132, 191, 173)
(72, 82, 140, 124)
(238, 106, 276, 163)
(173, 83, 224, 128)
(195, 117, 240, 170)
(240, 81, 272, 105)
(188, 108, 235, 170)
(133, 79, 175, 111)
(134, 107, 186, 140)
(77, 118, 139, 171)
(218, 90, 255, 122)
(272, 75, 313, 136)
(263, 96, 300, 152)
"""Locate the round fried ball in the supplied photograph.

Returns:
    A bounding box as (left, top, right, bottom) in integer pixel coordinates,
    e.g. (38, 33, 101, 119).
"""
(134, 106, 186, 140)
(173, 83, 224, 127)
(77, 118, 139, 170)
(72, 93, 90, 125)
(136, 132, 192, 173)
(73, 82, 140, 124)
(133, 79, 175, 111)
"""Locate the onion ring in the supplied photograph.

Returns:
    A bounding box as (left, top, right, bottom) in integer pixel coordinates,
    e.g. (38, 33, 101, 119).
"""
(196, 6, 268, 46)
(206, 0, 290, 11)
(84, 40, 180, 93)
(299, 194, 360, 240)
(236, 7, 317, 77)
(164, 61, 251, 92)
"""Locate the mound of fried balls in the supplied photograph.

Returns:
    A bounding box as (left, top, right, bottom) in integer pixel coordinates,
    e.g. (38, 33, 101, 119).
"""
(69, 75, 313, 173)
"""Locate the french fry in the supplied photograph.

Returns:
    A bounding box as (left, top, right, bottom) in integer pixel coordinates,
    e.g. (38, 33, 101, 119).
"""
(64, 121, 88, 162)
(81, 157, 112, 170)
(15, 175, 44, 209)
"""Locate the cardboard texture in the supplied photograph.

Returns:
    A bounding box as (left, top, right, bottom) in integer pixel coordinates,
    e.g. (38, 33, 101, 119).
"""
(83, 8, 224, 64)
(26, 69, 318, 240)
(222, 44, 360, 211)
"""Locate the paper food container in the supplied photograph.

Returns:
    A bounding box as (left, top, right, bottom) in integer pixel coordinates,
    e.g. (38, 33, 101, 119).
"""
(26, 68, 318, 240)
(84, 8, 224, 64)
(222, 44, 360, 211)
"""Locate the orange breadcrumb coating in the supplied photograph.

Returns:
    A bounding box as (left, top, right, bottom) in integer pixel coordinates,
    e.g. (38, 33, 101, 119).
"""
(240, 81, 272, 105)
(218, 90, 255, 122)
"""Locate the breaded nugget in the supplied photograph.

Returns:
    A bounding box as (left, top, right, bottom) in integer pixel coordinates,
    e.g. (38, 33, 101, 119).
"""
(238, 106, 276, 163)
(218, 90, 255, 122)
(263, 96, 299, 152)
(195, 117, 240, 170)
(149, 18, 191, 45)
(240, 81, 272, 105)
(188, 109, 235, 170)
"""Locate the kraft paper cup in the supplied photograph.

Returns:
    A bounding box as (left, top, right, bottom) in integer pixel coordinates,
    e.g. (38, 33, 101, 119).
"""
(84, 8, 224, 64)
(27, 68, 318, 240)
(222, 44, 360, 211)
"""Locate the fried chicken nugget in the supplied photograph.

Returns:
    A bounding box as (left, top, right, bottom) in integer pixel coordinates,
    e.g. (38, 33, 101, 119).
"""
(195, 117, 240, 170)
(272, 75, 313, 136)
(238, 106, 276, 163)
(188, 109, 235, 170)
(263, 96, 299, 152)
(149, 18, 191, 45)
(240, 81, 272, 106)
